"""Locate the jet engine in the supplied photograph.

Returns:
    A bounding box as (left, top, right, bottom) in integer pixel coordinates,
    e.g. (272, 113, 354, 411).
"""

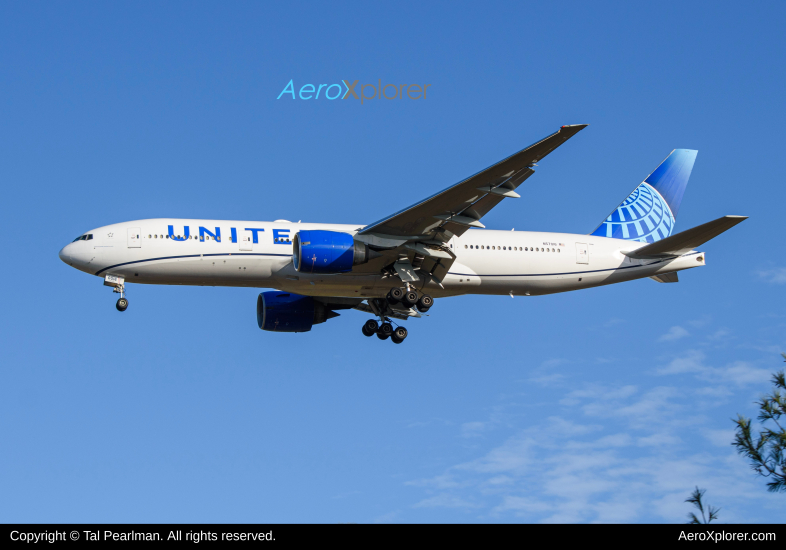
(257, 291, 339, 332)
(292, 230, 373, 274)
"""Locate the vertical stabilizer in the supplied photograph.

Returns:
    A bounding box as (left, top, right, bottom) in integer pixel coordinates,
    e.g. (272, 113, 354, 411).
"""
(591, 149, 697, 243)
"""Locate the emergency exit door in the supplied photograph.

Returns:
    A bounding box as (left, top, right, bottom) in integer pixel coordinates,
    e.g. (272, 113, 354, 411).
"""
(576, 242, 588, 264)
(128, 227, 141, 248)
(239, 230, 253, 251)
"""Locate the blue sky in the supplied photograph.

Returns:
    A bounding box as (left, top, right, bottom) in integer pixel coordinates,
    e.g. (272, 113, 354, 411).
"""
(1, 1, 784, 523)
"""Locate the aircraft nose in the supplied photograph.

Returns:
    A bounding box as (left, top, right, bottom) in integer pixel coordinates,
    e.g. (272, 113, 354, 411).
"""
(59, 244, 72, 265)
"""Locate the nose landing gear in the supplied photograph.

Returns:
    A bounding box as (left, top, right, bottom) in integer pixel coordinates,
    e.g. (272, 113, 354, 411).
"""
(111, 281, 128, 312)
(104, 275, 129, 312)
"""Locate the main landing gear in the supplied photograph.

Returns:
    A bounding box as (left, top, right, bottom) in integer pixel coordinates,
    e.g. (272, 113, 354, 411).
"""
(387, 287, 433, 313)
(360, 287, 433, 343)
(361, 319, 408, 344)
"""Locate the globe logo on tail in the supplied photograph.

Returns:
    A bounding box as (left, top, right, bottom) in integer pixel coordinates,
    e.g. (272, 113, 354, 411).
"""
(592, 182, 675, 242)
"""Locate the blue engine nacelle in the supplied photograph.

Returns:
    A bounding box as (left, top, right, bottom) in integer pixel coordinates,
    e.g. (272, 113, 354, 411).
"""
(257, 291, 339, 332)
(292, 230, 372, 274)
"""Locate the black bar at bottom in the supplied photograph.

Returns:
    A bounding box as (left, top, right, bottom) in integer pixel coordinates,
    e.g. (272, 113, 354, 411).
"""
(1, 524, 783, 545)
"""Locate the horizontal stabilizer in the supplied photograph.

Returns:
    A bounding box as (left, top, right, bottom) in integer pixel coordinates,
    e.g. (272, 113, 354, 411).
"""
(625, 215, 747, 259)
(650, 272, 679, 283)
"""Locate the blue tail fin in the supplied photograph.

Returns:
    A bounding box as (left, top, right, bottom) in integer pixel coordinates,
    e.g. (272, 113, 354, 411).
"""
(591, 149, 697, 243)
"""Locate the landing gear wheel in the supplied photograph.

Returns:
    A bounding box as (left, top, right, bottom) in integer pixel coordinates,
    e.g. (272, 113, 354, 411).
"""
(391, 326, 408, 344)
(362, 319, 379, 337)
(416, 294, 433, 312)
(387, 288, 404, 305)
(402, 290, 419, 308)
(377, 322, 393, 340)
(116, 298, 128, 312)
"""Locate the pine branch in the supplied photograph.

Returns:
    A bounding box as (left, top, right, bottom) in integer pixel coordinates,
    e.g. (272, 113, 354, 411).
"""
(732, 367, 786, 493)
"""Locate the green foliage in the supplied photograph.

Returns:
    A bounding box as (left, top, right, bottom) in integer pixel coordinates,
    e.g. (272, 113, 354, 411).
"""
(685, 486, 719, 524)
(732, 369, 786, 493)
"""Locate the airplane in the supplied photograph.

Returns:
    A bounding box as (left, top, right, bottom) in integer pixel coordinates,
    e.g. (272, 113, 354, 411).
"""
(58, 124, 747, 344)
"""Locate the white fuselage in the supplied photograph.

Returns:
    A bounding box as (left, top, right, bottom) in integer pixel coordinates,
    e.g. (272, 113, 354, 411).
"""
(58, 218, 706, 298)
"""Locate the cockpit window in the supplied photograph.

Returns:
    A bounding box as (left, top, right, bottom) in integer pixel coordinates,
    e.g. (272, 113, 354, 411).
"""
(72, 234, 93, 242)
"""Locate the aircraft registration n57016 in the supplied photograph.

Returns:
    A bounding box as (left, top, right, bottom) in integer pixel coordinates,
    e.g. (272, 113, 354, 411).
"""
(59, 125, 746, 344)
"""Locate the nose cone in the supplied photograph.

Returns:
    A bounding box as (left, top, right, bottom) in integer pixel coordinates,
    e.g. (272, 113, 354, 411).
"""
(59, 244, 71, 265)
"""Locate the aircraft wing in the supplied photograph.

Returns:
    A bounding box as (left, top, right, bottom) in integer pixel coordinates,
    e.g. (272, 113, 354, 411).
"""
(357, 124, 588, 243)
